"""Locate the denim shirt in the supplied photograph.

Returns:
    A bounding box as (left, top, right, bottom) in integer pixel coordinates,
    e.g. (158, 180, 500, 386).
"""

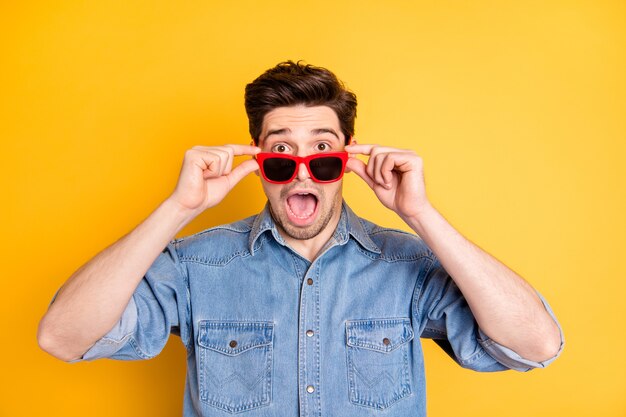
(74, 202, 563, 416)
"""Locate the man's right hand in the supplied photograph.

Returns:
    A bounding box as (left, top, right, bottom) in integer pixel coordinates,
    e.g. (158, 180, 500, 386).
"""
(37, 143, 261, 362)
(168, 144, 261, 215)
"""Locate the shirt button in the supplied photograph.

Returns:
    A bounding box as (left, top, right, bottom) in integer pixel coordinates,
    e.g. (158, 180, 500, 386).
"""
(306, 278, 313, 285)
(383, 338, 390, 346)
(306, 330, 314, 337)
(229, 340, 238, 348)
(306, 385, 315, 393)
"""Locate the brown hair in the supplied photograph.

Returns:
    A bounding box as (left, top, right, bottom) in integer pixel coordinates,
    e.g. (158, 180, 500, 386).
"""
(244, 61, 357, 145)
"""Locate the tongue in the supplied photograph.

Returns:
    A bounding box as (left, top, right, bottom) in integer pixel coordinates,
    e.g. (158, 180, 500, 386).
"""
(287, 194, 317, 218)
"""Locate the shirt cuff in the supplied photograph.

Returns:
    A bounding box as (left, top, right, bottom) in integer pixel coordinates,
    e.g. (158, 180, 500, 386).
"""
(477, 292, 564, 372)
(69, 297, 138, 363)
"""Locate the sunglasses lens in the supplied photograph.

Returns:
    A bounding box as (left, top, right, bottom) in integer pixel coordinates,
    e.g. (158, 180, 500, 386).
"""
(262, 158, 297, 182)
(309, 156, 344, 181)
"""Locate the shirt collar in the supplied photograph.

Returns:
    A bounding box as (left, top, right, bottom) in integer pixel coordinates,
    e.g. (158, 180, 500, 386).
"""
(248, 201, 381, 255)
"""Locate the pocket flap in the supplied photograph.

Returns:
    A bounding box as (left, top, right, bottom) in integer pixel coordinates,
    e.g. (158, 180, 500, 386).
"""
(346, 318, 414, 353)
(198, 321, 274, 356)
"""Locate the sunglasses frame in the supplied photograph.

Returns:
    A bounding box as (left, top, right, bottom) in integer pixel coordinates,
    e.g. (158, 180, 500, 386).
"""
(256, 152, 349, 184)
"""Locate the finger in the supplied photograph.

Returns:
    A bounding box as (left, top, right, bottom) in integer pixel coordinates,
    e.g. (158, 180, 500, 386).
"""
(226, 159, 260, 189)
(346, 158, 375, 189)
(373, 153, 387, 188)
(378, 152, 420, 186)
(185, 149, 219, 178)
(210, 148, 230, 177)
(380, 154, 395, 186)
(199, 152, 224, 179)
(366, 152, 378, 183)
(224, 144, 262, 156)
(185, 150, 223, 180)
(191, 144, 260, 157)
(222, 146, 235, 175)
(344, 144, 375, 155)
(345, 144, 404, 156)
(385, 151, 421, 173)
(192, 146, 237, 175)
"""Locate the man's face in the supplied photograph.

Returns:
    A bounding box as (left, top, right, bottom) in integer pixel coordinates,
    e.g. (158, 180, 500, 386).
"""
(257, 105, 346, 241)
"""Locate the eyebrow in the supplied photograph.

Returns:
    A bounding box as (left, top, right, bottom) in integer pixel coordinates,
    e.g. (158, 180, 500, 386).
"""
(264, 128, 289, 140)
(264, 128, 340, 141)
(311, 128, 340, 139)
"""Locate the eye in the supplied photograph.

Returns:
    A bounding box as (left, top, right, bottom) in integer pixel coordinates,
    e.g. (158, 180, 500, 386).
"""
(315, 142, 330, 152)
(271, 143, 291, 153)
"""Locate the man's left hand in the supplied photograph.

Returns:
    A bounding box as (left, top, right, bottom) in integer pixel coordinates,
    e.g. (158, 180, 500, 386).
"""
(345, 143, 431, 221)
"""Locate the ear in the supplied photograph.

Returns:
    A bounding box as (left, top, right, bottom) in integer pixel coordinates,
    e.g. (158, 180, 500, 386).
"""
(250, 139, 260, 177)
(344, 136, 356, 174)
(347, 136, 357, 156)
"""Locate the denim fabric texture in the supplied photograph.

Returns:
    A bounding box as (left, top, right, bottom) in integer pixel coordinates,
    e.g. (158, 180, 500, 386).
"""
(72, 202, 564, 416)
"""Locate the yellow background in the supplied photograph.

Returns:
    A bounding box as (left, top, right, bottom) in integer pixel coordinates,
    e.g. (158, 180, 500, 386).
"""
(1, 1, 624, 416)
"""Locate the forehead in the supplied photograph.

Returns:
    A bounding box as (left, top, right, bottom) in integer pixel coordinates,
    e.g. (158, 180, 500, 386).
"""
(260, 105, 341, 142)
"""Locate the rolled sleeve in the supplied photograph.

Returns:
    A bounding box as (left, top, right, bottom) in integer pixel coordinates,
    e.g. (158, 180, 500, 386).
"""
(417, 254, 564, 372)
(62, 241, 190, 363)
(71, 297, 139, 362)
(477, 293, 565, 372)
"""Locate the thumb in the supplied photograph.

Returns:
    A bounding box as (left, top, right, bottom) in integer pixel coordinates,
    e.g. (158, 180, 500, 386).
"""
(346, 158, 375, 189)
(225, 159, 260, 189)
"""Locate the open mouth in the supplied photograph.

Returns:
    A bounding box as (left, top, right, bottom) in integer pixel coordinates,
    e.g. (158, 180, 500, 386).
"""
(286, 192, 319, 223)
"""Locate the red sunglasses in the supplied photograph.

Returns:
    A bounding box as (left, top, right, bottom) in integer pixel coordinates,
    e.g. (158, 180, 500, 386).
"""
(256, 152, 349, 184)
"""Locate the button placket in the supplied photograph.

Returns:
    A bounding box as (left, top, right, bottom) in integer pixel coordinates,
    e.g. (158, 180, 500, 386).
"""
(298, 267, 321, 417)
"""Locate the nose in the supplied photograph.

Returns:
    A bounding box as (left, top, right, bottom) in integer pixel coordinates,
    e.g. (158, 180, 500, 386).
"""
(296, 162, 310, 181)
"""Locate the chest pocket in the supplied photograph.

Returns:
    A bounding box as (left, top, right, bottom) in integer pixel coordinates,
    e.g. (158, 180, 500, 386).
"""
(346, 318, 414, 410)
(197, 321, 274, 414)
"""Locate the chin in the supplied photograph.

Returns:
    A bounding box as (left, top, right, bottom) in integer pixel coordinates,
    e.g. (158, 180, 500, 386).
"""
(271, 195, 342, 241)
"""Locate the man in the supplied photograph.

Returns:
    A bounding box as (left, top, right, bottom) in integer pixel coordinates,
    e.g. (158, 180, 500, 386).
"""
(38, 61, 563, 416)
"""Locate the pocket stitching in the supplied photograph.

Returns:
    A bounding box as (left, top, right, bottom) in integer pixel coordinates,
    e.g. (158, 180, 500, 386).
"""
(198, 321, 273, 355)
(197, 320, 274, 413)
(345, 318, 413, 410)
(346, 318, 414, 353)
